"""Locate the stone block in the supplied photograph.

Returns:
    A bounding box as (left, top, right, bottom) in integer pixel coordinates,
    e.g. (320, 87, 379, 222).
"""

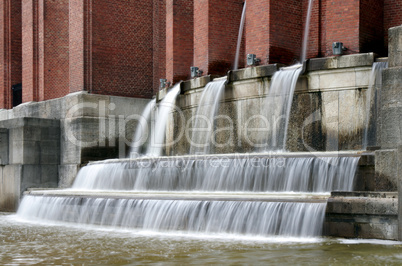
(0, 165, 21, 212)
(228, 64, 279, 82)
(375, 149, 398, 191)
(388, 26, 402, 68)
(319, 70, 356, 90)
(58, 164, 80, 188)
(40, 165, 59, 186)
(0, 129, 8, 165)
(336, 53, 374, 68)
(109, 96, 150, 118)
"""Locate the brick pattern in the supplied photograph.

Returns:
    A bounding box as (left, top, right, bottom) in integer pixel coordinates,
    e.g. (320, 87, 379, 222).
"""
(302, 0, 327, 59)
(39, 0, 69, 101)
(90, 0, 154, 98)
(325, 0, 360, 56)
(193, 0, 243, 75)
(245, 0, 270, 65)
(153, 0, 166, 94)
(22, 0, 39, 102)
(0, 0, 399, 109)
(194, 0, 209, 74)
(166, 0, 194, 84)
(359, 0, 384, 55)
(0, 0, 22, 109)
(69, 0, 88, 93)
(384, 0, 402, 51)
(269, 0, 302, 64)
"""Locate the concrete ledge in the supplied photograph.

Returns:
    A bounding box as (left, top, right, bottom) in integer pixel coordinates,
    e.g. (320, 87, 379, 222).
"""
(181, 75, 212, 93)
(325, 193, 398, 240)
(227, 64, 281, 82)
(24, 189, 328, 203)
(307, 53, 375, 71)
(388, 26, 402, 67)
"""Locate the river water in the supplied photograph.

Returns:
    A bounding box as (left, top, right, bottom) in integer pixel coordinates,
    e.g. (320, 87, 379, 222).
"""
(1, 213, 402, 265)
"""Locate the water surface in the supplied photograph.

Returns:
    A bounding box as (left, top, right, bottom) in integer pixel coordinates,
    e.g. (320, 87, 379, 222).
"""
(1, 213, 402, 265)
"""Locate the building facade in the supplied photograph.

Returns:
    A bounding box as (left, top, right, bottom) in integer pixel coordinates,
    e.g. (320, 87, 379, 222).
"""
(0, 0, 401, 109)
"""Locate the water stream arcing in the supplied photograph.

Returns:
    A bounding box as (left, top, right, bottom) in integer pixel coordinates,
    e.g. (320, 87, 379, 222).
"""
(146, 84, 181, 157)
(189, 78, 226, 154)
(234, 1, 247, 70)
(301, 0, 314, 62)
(130, 98, 156, 157)
(72, 156, 359, 193)
(262, 65, 302, 151)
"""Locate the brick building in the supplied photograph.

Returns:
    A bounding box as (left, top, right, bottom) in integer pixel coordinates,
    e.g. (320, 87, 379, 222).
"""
(0, 0, 401, 109)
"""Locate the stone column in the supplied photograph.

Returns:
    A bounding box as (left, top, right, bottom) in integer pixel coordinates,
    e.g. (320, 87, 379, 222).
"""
(380, 25, 402, 240)
(22, 0, 40, 103)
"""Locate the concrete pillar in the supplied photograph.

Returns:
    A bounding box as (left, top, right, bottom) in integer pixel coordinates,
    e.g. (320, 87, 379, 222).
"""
(381, 25, 402, 240)
(245, 0, 302, 65)
(166, 0, 193, 84)
(22, 0, 40, 102)
(193, 0, 244, 75)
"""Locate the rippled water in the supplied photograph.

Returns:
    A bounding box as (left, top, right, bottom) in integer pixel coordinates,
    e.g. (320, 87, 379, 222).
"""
(1, 213, 402, 265)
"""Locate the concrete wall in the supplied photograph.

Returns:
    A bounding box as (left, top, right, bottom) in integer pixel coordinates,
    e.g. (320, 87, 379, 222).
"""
(0, 92, 150, 193)
(0, 118, 60, 211)
(325, 192, 398, 240)
(165, 53, 377, 156)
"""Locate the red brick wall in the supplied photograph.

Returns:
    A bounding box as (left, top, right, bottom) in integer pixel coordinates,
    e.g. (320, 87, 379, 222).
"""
(193, 0, 244, 75)
(359, 0, 384, 55)
(384, 0, 402, 51)
(324, 0, 360, 56)
(245, 0, 302, 65)
(303, 0, 327, 59)
(90, 0, 153, 98)
(194, 0, 209, 74)
(269, 0, 302, 64)
(22, 0, 39, 102)
(69, 0, 88, 93)
(166, 0, 194, 84)
(245, 0, 270, 65)
(39, 0, 69, 101)
(153, 0, 166, 94)
(0, 0, 22, 109)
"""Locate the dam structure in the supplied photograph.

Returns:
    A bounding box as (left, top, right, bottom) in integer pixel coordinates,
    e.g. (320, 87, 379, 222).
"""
(0, 0, 401, 250)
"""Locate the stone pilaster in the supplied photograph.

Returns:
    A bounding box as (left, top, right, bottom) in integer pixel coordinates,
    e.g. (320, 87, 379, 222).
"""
(381, 25, 402, 240)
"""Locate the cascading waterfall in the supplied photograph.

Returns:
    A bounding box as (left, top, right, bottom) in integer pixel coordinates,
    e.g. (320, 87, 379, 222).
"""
(146, 84, 181, 157)
(189, 78, 226, 154)
(72, 155, 359, 193)
(234, 1, 247, 70)
(262, 65, 302, 151)
(363, 62, 388, 149)
(14, 1, 362, 239)
(17, 195, 326, 237)
(130, 98, 156, 157)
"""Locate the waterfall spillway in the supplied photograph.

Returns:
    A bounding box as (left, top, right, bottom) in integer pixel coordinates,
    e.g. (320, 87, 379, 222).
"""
(130, 98, 156, 157)
(146, 84, 180, 157)
(262, 65, 302, 151)
(363, 62, 388, 149)
(16, 151, 364, 238)
(72, 155, 358, 193)
(16, 62, 363, 239)
(17, 196, 326, 237)
(190, 78, 226, 155)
